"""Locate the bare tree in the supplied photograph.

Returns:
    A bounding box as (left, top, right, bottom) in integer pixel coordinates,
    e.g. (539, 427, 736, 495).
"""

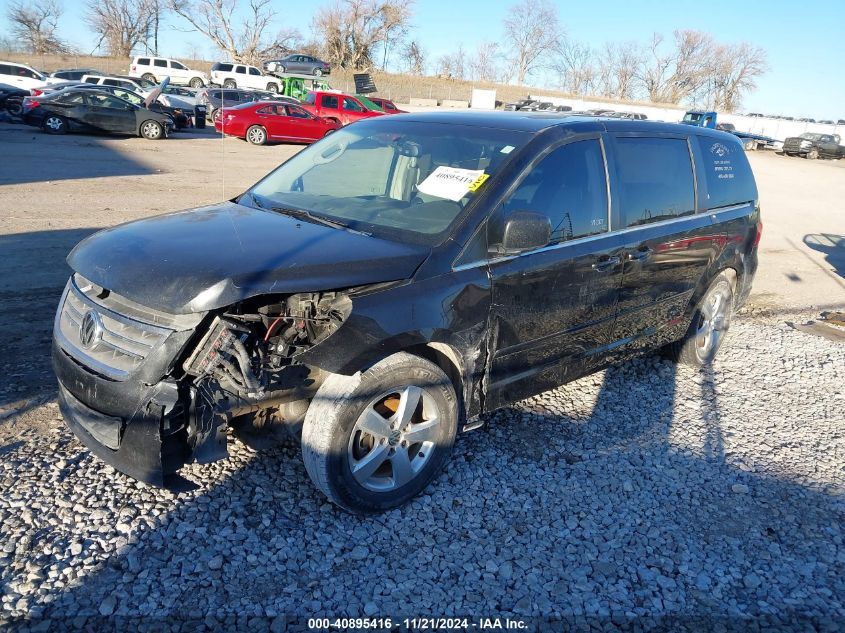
(144, 0, 166, 55)
(169, 0, 299, 64)
(7, 0, 70, 55)
(705, 42, 767, 111)
(436, 44, 467, 80)
(402, 39, 425, 75)
(87, 0, 157, 57)
(635, 30, 715, 104)
(553, 38, 595, 95)
(314, 0, 414, 71)
(470, 41, 502, 83)
(503, 0, 562, 84)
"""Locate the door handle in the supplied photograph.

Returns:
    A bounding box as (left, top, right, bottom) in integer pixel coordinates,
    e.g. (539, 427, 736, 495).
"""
(592, 255, 621, 272)
(627, 247, 653, 262)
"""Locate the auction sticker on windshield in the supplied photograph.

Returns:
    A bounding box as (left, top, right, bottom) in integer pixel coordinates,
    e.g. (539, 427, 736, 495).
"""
(417, 166, 487, 201)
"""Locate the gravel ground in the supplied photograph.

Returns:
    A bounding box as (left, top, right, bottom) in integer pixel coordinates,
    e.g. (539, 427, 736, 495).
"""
(1, 308, 843, 627)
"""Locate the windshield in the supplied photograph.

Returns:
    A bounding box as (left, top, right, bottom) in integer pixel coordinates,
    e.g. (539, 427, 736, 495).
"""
(245, 120, 531, 245)
(799, 133, 823, 140)
(134, 77, 156, 88)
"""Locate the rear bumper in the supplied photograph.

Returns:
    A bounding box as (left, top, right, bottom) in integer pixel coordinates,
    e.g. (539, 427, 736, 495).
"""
(736, 249, 758, 310)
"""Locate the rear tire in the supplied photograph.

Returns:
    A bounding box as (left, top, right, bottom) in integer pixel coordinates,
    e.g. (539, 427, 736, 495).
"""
(223, 79, 236, 88)
(266, 82, 279, 93)
(189, 77, 204, 88)
(301, 352, 458, 514)
(140, 119, 164, 140)
(744, 140, 755, 151)
(245, 125, 267, 145)
(314, 68, 323, 77)
(43, 114, 67, 134)
(807, 148, 819, 160)
(141, 73, 156, 82)
(670, 272, 734, 367)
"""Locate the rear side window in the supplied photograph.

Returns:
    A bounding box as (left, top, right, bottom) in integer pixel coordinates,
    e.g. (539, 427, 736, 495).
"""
(137, 58, 150, 65)
(614, 137, 695, 227)
(0, 64, 12, 75)
(321, 94, 338, 109)
(154, 59, 167, 68)
(235, 66, 246, 74)
(695, 136, 757, 209)
(501, 139, 609, 243)
(84, 77, 99, 84)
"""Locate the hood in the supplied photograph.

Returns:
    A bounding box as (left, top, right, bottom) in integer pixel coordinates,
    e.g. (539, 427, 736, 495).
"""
(67, 202, 430, 314)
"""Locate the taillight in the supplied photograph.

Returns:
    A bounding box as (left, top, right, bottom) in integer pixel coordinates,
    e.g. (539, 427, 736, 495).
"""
(31, 89, 43, 96)
(753, 221, 763, 247)
(23, 99, 40, 110)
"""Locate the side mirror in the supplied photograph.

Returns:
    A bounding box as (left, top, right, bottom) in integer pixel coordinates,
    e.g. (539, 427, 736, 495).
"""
(500, 210, 551, 253)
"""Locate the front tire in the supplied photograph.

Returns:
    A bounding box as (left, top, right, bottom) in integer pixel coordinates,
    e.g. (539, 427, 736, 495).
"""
(43, 114, 67, 134)
(302, 352, 459, 514)
(807, 148, 819, 160)
(140, 119, 164, 140)
(189, 77, 204, 88)
(245, 125, 267, 145)
(266, 82, 279, 93)
(671, 272, 734, 366)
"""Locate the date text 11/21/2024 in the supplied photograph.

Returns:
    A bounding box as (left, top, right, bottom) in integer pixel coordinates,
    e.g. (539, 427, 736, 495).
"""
(306, 617, 529, 630)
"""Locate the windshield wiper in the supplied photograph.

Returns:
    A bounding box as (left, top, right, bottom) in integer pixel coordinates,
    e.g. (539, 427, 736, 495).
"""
(270, 206, 371, 237)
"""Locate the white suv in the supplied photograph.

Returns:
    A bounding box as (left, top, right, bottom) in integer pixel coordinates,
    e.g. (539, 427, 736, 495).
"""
(129, 56, 208, 88)
(209, 62, 281, 92)
(81, 75, 157, 97)
(0, 61, 50, 91)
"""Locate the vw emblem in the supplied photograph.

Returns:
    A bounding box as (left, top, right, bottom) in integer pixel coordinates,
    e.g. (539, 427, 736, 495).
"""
(79, 310, 103, 349)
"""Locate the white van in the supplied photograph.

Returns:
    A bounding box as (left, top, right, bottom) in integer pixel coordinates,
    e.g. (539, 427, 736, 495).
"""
(209, 62, 281, 92)
(129, 56, 208, 88)
(0, 61, 49, 91)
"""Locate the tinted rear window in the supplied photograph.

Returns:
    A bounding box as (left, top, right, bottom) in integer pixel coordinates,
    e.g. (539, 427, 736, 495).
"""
(213, 63, 233, 72)
(695, 136, 757, 209)
(614, 137, 695, 227)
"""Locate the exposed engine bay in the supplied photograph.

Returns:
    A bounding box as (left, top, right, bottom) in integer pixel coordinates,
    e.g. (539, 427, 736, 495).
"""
(180, 292, 352, 462)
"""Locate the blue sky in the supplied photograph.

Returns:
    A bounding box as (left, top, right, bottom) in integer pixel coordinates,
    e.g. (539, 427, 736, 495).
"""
(7, 0, 844, 118)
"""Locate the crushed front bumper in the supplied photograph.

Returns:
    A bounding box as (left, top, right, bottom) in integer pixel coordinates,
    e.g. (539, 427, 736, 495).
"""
(53, 341, 191, 486)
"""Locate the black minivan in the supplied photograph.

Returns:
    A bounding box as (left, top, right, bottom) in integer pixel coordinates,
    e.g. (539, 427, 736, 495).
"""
(53, 112, 761, 513)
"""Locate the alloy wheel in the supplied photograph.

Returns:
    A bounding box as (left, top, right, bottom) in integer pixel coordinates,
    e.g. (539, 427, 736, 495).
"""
(695, 283, 731, 361)
(141, 121, 162, 139)
(346, 386, 442, 492)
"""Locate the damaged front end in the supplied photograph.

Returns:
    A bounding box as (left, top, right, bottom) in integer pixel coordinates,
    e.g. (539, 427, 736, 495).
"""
(53, 273, 351, 485)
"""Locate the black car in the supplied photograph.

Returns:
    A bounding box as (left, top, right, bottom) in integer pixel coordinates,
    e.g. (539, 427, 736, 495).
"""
(50, 68, 102, 81)
(22, 88, 173, 139)
(53, 112, 761, 513)
(264, 54, 331, 76)
(75, 84, 190, 129)
(0, 82, 30, 115)
(782, 132, 844, 159)
(201, 87, 297, 120)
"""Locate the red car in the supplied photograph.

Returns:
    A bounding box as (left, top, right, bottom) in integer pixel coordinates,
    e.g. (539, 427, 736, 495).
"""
(214, 100, 340, 145)
(368, 97, 407, 114)
(302, 91, 385, 126)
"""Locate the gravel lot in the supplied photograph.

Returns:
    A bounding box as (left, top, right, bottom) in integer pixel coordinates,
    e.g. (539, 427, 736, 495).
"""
(0, 122, 843, 627)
